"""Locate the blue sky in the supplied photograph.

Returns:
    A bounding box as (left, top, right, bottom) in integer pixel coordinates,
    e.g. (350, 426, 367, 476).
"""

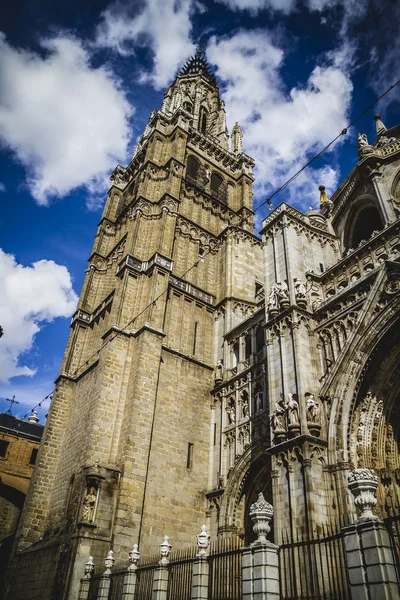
(0, 0, 399, 421)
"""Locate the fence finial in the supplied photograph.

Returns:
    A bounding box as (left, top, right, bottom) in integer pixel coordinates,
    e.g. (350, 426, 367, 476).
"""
(249, 492, 274, 546)
(196, 525, 210, 557)
(104, 550, 115, 575)
(348, 468, 378, 521)
(83, 556, 94, 580)
(128, 543, 140, 572)
(159, 535, 171, 566)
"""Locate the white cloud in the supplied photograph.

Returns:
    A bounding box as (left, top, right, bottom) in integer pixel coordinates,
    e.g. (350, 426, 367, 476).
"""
(0, 34, 133, 205)
(207, 31, 353, 212)
(216, 0, 296, 13)
(0, 248, 78, 383)
(95, 0, 197, 89)
(0, 182, 5, 192)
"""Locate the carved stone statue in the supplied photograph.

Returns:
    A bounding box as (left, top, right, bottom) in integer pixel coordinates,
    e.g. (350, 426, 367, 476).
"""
(255, 388, 263, 413)
(82, 487, 97, 523)
(226, 401, 236, 424)
(306, 393, 321, 437)
(294, 278, 306, 298)
(214, 360, 223, 385)
(287, 394, 300, 427)
(357, 132, 369, 147)
(196, 524, 211, 557)
(271, 398, 286, 443)
(268, 281, 289, 314)
(306, 394, 320, 423)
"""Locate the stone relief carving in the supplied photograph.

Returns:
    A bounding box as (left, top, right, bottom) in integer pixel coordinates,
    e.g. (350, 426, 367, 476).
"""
(348, 468, 378, 521)
(249, 492, 274, 546)
(159, 535, 172, 566)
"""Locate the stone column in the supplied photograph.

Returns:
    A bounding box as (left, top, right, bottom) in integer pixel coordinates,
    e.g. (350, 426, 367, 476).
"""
(122, 544, 140, 600)
(343, 468, 400, 600)
(97, 550, 114, 600)
(152, 536, 171, 600)
(78, 556, 94, 600)
(191, 525, 211, 600)
(242, 493, 280, 600)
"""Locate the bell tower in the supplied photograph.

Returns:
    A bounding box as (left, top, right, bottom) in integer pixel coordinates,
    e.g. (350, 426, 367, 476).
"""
(9, 48, 263, 600)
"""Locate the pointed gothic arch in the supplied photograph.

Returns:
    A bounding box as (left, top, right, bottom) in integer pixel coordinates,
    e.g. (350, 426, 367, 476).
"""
(324, 281, 400, 466)
(218, 444, 272, 544)
(344, 198, 384, 251)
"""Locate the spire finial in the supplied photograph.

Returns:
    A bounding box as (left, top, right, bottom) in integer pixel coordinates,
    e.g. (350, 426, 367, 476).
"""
(374, 114, 387, 136)
(319, 185, 329, 206)
(196, 36, 206, 58)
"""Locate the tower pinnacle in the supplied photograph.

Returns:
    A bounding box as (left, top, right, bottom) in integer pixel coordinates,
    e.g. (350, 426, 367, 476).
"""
(374, 114, 387, 136)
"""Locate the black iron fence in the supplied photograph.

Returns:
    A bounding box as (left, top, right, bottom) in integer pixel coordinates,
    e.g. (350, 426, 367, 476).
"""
(279, 525, 350, 600)
(109, 570, 125, 600)
(166, 547, 197, 600)
(88, 574, 102, 600)
(208, 537, 243, 600)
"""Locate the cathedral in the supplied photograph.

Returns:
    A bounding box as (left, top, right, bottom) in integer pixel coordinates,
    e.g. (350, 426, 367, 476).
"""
(5, 48, 400, 599)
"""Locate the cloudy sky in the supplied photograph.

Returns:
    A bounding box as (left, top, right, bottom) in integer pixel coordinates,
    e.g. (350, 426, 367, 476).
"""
(0, 0, 399, 419)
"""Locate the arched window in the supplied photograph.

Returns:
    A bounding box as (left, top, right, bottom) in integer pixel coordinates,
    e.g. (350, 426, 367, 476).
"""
(233, 343, 239, 367)
(245, 334, 252, 360)
(256, 327, 264, 353)
(211, 173, 223, 195)
(199, 107, 208, 134)
(183, 101, 193, 113)
(347, 205, 384, 250)
(186, 156, 200, 181)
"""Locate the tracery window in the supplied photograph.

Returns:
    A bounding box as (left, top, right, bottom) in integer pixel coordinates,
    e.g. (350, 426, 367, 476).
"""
(186, 155, 200, 181)
(199, 107, 208, 134)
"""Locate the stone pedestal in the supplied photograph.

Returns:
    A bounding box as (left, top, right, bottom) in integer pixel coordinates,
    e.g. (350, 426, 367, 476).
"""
(242, 544, 280, 600)
(78, 579, 90, 600)
(152, 566, 169, 600)
(342, 520, 400, 600)
(191, 557, 209, 600)
(122, 570, 138, 600)
(97, 575, 111, 600)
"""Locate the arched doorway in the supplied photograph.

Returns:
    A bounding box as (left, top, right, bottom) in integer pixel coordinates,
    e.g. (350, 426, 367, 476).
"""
(218, 447, 273, 545)
(349, 319, 400, 517)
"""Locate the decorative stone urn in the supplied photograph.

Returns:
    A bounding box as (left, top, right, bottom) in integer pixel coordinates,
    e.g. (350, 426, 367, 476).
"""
(249, 492, 274, 546)
(196, 524, 211, 557)
(348, 468, 379, 521)
(104, 550, 114, 575)
(128, 544, 140, 572)
(83, 556, 94, 580)
(159, 535, 172, 566)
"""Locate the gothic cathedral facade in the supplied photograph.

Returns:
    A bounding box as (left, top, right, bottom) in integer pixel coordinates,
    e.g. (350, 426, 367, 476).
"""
(6, 49, 400, 599)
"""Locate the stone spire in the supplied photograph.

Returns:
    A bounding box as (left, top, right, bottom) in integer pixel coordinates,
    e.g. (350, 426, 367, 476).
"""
(374, 114, 387, 136)
(178, 45, 218, 88)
